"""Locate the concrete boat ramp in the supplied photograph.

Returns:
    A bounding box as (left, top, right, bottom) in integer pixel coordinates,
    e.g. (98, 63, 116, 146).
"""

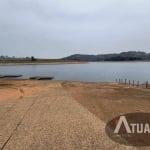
(0, 81, 135, 150)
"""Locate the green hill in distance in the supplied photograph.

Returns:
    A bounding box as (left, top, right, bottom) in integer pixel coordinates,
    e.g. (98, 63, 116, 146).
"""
(62, 51, 150, 61)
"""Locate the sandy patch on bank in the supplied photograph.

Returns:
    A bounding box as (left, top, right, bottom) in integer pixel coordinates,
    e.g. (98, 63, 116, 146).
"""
(0, 79, 49, 102)
(62, 81, 150, 123)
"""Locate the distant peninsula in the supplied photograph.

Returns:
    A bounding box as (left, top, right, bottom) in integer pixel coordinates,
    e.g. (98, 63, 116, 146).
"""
(62, 51, 150, 61)
(0, 56, 82, 65)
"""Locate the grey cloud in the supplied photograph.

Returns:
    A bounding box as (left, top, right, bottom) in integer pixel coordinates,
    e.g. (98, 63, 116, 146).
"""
(0, 0, 150, 58)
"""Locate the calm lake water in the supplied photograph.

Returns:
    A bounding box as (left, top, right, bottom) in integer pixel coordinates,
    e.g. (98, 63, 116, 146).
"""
(0, 62, 150, 82)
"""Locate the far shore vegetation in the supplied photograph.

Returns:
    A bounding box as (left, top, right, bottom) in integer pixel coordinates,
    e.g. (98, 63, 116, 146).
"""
(63, 51, 150, 61)
(1, 51, 150, 64)
(0, 56, 78, 64)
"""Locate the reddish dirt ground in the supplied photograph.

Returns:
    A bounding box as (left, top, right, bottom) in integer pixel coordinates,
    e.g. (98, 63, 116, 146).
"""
(62, 81, 150, 123)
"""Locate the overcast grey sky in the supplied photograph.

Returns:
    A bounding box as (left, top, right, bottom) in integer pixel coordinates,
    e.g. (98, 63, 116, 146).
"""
(0, 0, 150, 58)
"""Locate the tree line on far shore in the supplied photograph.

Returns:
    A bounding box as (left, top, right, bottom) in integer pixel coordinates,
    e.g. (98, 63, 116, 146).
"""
(62, 51, 150, 61)
(1, 51, 150, 62)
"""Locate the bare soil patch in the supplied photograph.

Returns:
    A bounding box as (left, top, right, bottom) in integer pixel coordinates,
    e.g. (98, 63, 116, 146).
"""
(62, 81, 150, 123)
(0, 79, 49, 102)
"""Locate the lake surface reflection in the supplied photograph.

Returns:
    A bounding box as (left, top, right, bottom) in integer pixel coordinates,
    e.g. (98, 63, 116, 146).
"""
(0, 62, 150, 82)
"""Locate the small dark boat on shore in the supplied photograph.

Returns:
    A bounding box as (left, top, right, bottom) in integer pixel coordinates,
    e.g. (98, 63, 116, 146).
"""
(29, 76, 54, 80)
(0, 75, 22, 78)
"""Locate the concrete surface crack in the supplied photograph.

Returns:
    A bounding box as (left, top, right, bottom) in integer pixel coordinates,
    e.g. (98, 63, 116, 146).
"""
(1, 98, 37, 150)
